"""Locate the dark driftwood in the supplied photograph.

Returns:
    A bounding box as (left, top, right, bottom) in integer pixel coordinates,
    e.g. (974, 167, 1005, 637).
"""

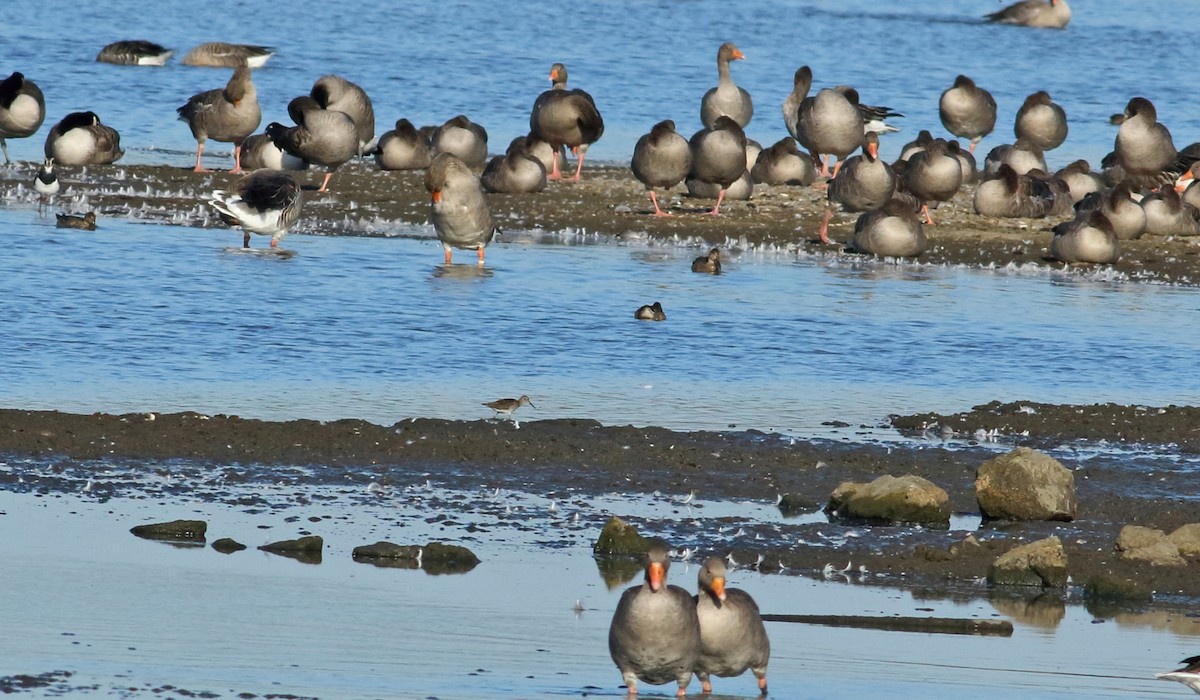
(760, 614, 1013, 637)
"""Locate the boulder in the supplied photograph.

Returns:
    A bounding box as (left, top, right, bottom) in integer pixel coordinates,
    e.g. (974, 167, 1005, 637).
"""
(594, 516, 648, 556)
(259, 535, 324, 553)
(1116, 525, 1184, 565)
(352, 541, 479, 574)
(422, 542, 481, 575)
(1117, 525, 1167, 552)
(130, 519, 207, 542)
(1083, 574, 1153, 604)
(777, 493, 818, 518)
(825, 474, 950, 528)
(975, 447, 1075, 521)
(211, 538, 246, 553)
(1168, 524, 1200, 557)
(987, 536, 1068, 588)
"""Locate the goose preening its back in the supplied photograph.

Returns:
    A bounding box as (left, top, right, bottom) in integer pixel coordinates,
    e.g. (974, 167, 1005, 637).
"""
(529, 63, 604, 181)
(481, 135, 547, 194)
(43, 111, 124, 166)
(310, 75, 375, 156)
(0, 72, 46, 163)
(239, 132, 308, 171)
(96, 40, 173, 66)
(701, 43, 752, 129)
(631, 119, 692, 216)
(208, 169, 303, 249)
(182, 42, 274, 68)
(266, 96, 357, 192)
(425, 152, 496, 265)
(177, 65, 261, 172)
(431, 115, 489, 170)
(374, 118, 432, 171)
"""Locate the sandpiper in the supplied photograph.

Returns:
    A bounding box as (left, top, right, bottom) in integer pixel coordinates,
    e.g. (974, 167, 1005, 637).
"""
(483, 395, 535, 418)
(33, 158, 58, 212)
(1157, 655, 1200, 693)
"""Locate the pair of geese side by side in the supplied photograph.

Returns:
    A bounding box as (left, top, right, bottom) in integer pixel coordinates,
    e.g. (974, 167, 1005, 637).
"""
(609, 542, 770, 697)
(96, 40, 273, 68)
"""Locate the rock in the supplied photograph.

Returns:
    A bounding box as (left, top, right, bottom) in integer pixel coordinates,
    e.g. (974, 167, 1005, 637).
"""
(353, 541, 422, 561)
(211, 538, 246, 553)
(1083, 574, 1153, 603)
(975, 447, 1075, 521)
(351, 541, 479, 574)
(129, 519, 207, 542)
(825, 474, 950, 528)
(593, 516, 648, 556)
(259, 535, 324, 553)
(777, 493, 817, 518)
(1168, 523, 1200, 557)
(987, 536, 1068, 588)
(1115, 525, 1183, 565)
(1117, 525, 1167, 552)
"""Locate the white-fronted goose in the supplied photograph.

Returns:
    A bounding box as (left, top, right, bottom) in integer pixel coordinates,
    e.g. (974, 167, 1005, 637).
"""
(1055, 160, 1103, 203)
(481, 136, 547, 194)
(374, 118, 432, 171)
(694, 557, 770, 695)
(209, 169, 303, 248)
(425, 152, 495, 264)
(1015, 91, 1067, 151)
(701, 43, 752, 129)
(43, 111, 124, 166)
(691, 248, 721, 274)
(0, 72, 45, 163)
(266, 96, 357, 192)
(1051, 209, 1118, 263)
(939, 75, 996, 153)
(898, 129, 934, 162)
(751, 137, 815, 187)
(529, 63, 604, 181)
(240, 132, 308, 171)
(311, 75, 374, 156)
(631, 119, 692, 216)
(1141, 187, 1200, 237)
(609, 542, 700, 695)
(432, 115, 488, 170)
(177, 65, 260, 172)
(852, 198, 927, 257)
(796, 86, 863, 178)
(820, 132, 896, 242)
(96, 40, 173, 66)
(688, 116, 748, 215)
(902, 138, 963, 224)
(182, 42, 274, 68)
(985, 0, 1071, 29)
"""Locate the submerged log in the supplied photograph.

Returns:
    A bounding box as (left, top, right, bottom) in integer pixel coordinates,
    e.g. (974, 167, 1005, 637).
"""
(760, 613, 1013, 637)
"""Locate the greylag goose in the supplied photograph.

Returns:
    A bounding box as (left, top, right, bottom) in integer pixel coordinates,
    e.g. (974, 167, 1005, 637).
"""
(481, 136, 547, 194)
(898, 129, 934, 162)
(432, 114, 488, 170)
(529, 63, 604, 181)
(266, 96, 357, 192)
(973, 164, 1057, 218)
(182, 42, 274, 68)
(688, 116, 748, 215)
(983, 138, 1047, 176)
(609, 542, 700, 695)
(939, 75, 996, 153)
(851, 198, 927, 257)
(902, 138, 963, 224)
(701, 43, 752, 129)
(311, 75, 374, 156)
(1051, 209, 1118, 263)
(56, 211, 96, 230)
(482, 395, 535, 419)
(694, 557, 770, 695)
(96, 40, 173, 66)
(1114, 97, 1177, 183)
(634, 302, 667, 321)
(43, 111, 123, 166)
(782, 66, 812, 142)
(1141, 187, 1200, 237)
(239, 132, 308, 171)
(177, 65, 261, 172)
(1055, 160, 1103, 203)
(1176, 162, 1200, 210)
(425, 152, 495, 264)
(631, 119, 692, 216)
(985, 0, 1071, 29)
(750, 137, 815, 186)
(523, 133, 564, 174)
(796, 86, 863, 178)
(1014, 91, 1067, 151)
(820, 131, 896, 242)
(374, 118, 432, 171)
(947, 140, 979, 184)
(687, 171, 752, 201)
(1074, 182, 1145, 240)
(1157, 655, 1200, 694)
(208, 169, 303, 249)
(0, 72, 45, 163)
(691, 248, 721, 274)
(34, 158, 58, 210)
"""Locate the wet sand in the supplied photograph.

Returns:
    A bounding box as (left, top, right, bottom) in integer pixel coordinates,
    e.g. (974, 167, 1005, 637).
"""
(5, 161, 1200, 285)
(2, 406, 1199, 603)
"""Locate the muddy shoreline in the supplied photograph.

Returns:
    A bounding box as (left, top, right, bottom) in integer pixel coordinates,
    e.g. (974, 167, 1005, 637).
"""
(2, 405, 1198, 606)
(5, 161, 1200, 285)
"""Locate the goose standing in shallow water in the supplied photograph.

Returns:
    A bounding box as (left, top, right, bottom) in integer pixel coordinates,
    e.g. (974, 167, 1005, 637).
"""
(208, 169, 303, 249)
(609, 541, 699, 696)
(425, 152, 495, 265)
(0, 72, 45, 163)
(530, 63, 604, 181)
(44, 111, 124, 166)
(985, 0, 1071, 29)
(481, 136, 547, 194)
(177, 64, 261, 173)
(310, 75, 374, 156)
(96, 40, 173, 66)
(820, 131, 895, 243)
(374, 118, 432, 171)
(689, 116, 748, 216)
(182, 42, 274, 68)
(701, 43, 752, 129)
(432, 115, 489, 170)
(694, 557, 770, 695)
(939, 75, 996, 154)
(267, 96, 357, 192)
(631, 120, 692, 216)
